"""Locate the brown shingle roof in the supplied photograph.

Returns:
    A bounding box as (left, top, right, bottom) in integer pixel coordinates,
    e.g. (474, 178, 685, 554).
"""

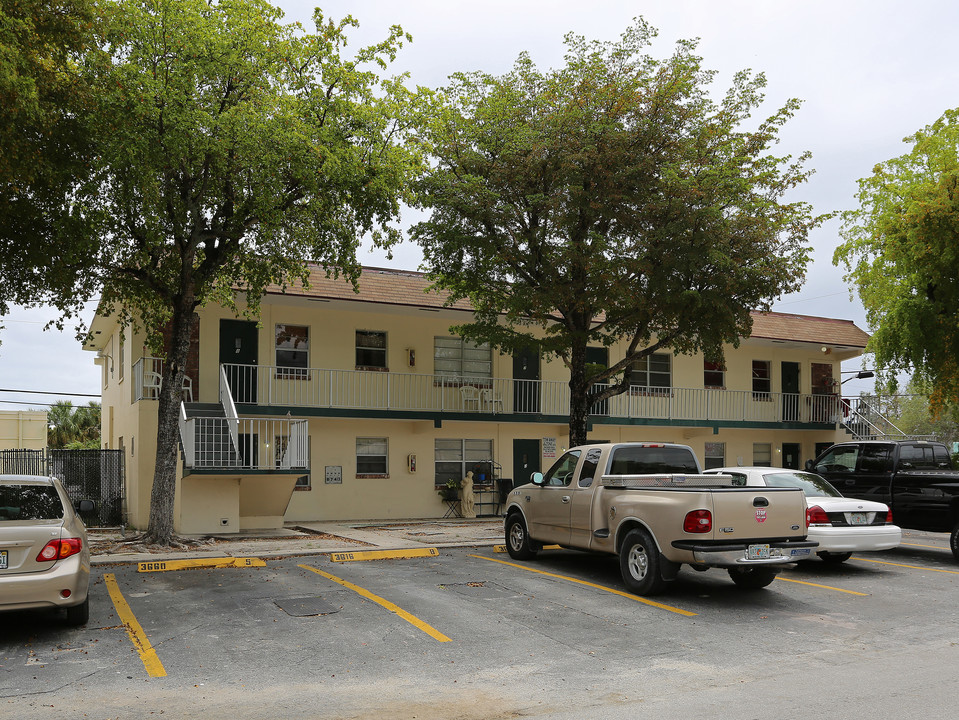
(749, 311, 869, 348)
(267, 266, 869, 348)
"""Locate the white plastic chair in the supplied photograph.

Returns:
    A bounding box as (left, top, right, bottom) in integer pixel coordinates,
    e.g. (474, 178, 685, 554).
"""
(181, 375, 194, 403)
(142, 371, 162, 400)
(482, 388, 504, 414)
(460, 385, 482, 411)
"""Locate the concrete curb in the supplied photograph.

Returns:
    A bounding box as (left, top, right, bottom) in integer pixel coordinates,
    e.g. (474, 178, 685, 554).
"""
(90, 518, 506, 566)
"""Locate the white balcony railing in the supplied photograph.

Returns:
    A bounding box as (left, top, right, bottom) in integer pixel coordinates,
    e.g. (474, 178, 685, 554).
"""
(219, 363, 841, 425)
(186, 416, 309, 470)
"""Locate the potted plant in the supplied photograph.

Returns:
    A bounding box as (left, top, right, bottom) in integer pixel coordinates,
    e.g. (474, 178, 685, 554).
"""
(438, 479, 459, 501)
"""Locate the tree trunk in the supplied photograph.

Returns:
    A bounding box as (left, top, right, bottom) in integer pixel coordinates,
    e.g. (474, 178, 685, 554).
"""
(568, 342, 590, 447)
(144, 303, 198, 545)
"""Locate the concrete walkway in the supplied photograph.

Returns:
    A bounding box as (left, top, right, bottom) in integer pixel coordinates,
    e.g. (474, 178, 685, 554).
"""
(89, 517, 505, 565)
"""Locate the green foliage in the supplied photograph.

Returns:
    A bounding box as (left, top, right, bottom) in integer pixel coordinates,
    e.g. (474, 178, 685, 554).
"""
(69, 0, 425, 542)
(0, 0, 99, 321)
(47, 400, 101, 449)
(837, 109, 959, 415)
(413, 20, 822, 445)
(81, 0, 425, 342)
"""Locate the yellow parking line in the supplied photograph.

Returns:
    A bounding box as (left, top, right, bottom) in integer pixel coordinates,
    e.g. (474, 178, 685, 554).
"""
(493, 544, 560, 553)
(299, 564, 452, 642)
(470, 554, 697, 617)
(778, 577, 869, 596)
(330, 548, 439, 562)
(900, 542, 949, 550)
(103, 573, 167, 678)
(854, 557, 959, 575)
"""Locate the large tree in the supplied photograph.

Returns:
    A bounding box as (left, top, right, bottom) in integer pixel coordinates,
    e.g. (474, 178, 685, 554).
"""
(78, 0, 423, 544)
(836, 109, 959, 416)
(413, 21, 823, 447)
(0, 0, 99, 322)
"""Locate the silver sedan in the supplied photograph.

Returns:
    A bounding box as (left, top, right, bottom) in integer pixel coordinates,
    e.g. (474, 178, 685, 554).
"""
(0, 474, 93, 625)
(705, 467, 902, 564)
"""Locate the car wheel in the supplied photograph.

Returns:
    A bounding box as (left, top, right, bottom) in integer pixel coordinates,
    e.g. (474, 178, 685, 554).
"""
(65, 596, 89, 627)
(727, 566, 778, 590)
(818, 551, 853, 564)
(505, 514, 537, 560)
(619, 528, 667, 596)
(950, 522, 959, 563)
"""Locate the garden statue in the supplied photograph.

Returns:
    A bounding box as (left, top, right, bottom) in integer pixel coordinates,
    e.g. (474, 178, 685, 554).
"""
(461, 471, 476, 518)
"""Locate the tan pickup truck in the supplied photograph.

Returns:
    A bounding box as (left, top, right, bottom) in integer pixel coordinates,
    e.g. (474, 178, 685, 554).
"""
(503, 442, 816, 595)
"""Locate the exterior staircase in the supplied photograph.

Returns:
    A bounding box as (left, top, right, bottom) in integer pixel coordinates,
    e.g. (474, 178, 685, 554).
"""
(841, 396, 936, 442)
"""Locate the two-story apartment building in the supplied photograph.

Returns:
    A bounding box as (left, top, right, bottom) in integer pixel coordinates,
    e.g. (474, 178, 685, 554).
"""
(84, 266, 870, 535)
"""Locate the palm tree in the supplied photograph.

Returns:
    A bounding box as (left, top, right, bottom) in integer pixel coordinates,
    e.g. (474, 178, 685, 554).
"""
(47, 401, 101, 449)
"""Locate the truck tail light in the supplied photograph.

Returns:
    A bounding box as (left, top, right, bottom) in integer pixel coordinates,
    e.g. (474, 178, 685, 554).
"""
(806, 505, 831, 527)
(683, 509, 712, 533)
(36, 538, 83, 562)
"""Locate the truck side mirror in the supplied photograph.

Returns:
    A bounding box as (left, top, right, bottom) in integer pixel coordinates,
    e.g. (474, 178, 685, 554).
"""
(530, 472, 545, 486)
(804, 460, 814, 471)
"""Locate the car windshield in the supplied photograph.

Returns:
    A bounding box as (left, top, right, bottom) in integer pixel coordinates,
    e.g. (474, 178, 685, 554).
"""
(761, 471, 842, 498)
(0, 484, 64, 521)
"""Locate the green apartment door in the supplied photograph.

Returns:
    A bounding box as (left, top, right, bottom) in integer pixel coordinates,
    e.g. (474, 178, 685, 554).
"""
(512, 348, 540, 413)
(219, 319, 258, 403)
(512, 439, 541, 489)
(781, 361, 800, 422)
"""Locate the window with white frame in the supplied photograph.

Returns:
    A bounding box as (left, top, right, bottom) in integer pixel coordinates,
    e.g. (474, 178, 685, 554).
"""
(752, 360, 771, 397)
(434, 337, 492, 381)
(704, 442, 725, 470)
(434, 438, 493, 486)
(356, 330, 387, 370)
(356, 437, 388, 477)
(275, 324, 309, 377)
(704, 359, 725, 388)
(753, 443, 772, 467)
(629, 353, 671, 393)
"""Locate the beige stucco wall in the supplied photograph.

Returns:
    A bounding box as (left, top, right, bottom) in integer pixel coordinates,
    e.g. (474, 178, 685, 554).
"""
(0, 410, 48, 450)
(88, 296, 855, 533)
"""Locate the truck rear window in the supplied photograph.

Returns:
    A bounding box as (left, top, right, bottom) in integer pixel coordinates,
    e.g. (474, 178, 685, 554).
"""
(609, 446, 699, 475)
(0, 485, 64, 521)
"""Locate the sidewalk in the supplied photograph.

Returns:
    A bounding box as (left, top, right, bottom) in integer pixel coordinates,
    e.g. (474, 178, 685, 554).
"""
(89, 517, 506, 565)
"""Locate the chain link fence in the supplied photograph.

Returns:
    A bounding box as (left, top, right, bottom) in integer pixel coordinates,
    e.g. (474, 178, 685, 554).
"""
(0, 449, 125, 527)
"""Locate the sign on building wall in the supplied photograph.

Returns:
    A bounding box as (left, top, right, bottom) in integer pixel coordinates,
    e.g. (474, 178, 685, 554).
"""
(542, 438, 556, 458)
(325, 466, 342, 484)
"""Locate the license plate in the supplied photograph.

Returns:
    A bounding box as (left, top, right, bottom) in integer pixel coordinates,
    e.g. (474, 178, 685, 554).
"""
(849, 512, 868, 525)
(747, 544, 770, 560)
(0, 550, 6, 570)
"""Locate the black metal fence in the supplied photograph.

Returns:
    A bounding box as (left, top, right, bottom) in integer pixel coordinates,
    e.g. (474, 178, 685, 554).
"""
(0, 449, 125, 527)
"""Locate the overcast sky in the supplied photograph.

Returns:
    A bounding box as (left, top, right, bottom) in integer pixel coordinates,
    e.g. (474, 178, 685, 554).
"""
(2, 0, 954, 407)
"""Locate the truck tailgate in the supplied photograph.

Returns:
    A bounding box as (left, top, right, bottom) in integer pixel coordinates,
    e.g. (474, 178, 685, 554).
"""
(710, 487, 807, 540)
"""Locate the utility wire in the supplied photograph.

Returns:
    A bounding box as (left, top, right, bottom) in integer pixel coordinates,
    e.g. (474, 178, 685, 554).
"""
(0, 388, 100, 397)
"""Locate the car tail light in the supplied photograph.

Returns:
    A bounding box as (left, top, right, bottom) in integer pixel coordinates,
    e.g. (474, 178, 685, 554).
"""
(683, 509, 712, 533)
(806, 505, 831, 526)
(36, 538, 83, 562)
(885, 509, 894, 524)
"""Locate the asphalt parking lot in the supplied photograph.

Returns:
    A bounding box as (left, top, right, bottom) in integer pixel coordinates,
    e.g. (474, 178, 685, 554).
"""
(3, 529, 959, 720)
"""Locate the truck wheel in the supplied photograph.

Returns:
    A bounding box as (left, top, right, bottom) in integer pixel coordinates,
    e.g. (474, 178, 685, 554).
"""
(818, 551, 853, 564)
(727, 567, 778, 590)
(619, 528, 667, 596)
(950, 522, 959, 563)
(505, 514, 537, 560)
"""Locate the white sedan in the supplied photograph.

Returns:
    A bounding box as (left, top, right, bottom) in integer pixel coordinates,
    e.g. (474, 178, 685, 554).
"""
(705, 467, 901, 564)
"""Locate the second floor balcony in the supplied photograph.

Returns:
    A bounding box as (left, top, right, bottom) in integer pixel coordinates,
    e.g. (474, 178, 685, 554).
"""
(214, 363, 841, 427)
